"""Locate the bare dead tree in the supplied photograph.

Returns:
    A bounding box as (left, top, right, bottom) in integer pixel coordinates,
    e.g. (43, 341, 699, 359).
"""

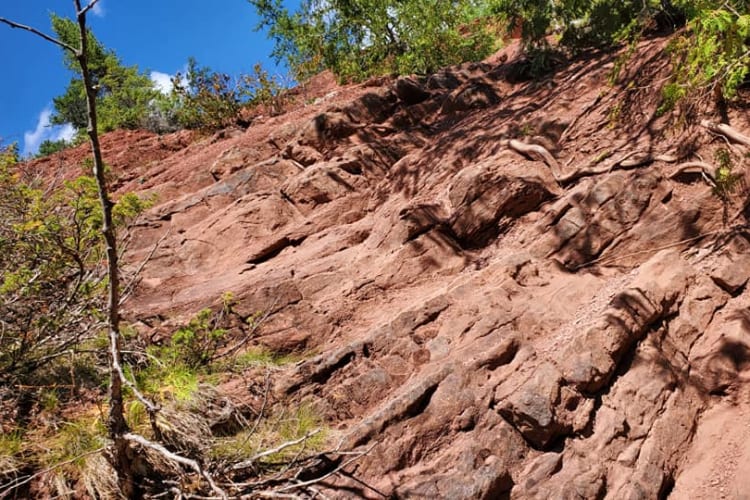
(1, 1, 134, 494)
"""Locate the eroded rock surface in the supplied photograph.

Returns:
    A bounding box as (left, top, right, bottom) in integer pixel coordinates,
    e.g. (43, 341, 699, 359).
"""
(39, 37, 750, 498)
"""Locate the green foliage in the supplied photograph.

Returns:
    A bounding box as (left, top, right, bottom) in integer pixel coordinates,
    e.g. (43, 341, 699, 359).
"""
(0, 430, 23, 469)
(0, 148, 150, 384)
(134, 298, 236, 402)
(662, 1, 750, 108)
(41, 415, 106, 468)
(49, 14, 159, 133)
(169, 58, 287, 131)
(36, 138, 72, 158)
(168, 308, 228, 368)
(487, 1, 750, 105)
(713, 148, 741, 200)
(250, 0, 498, 82)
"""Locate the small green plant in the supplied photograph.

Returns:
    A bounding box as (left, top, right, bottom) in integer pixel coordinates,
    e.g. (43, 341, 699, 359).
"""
(134, 295, 237, 402)
(40, 389, 61, 413)
(713, 148, 741, 200)
(225, 347, 305, 370)
(657, 81, 687, 116)
(0, 430, 24, 477)
(607, 103, 623, 128)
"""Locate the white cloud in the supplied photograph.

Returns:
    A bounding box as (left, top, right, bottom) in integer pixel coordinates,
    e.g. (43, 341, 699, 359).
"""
(150, 71, 174, 94)
(91, 1, 105, 17)
(23, 108, 76, 156)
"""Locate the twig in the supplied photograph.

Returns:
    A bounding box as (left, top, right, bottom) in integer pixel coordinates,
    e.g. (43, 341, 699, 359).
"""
(232, 429, 321, 471)
(574, 228, 725, 270)
(214, 305, 275, 362)
(249, 371, 272, 437)
(77, 0, 101, 18)
(124, 432, 227, 499)
(0, 447, 105, 497)
(270, 444, 376, 494)
(109, 330, 161, 434)
(119, 226, 171, 305)
(0, 17, 78, 54)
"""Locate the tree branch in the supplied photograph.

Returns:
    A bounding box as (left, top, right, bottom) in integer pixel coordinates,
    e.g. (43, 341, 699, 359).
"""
(119, 226, 172, 305)
(78, 0, 102, 18)
(124, 432, 228, 499)
(0, 17, 78, 54)
(232, 428, 322, 471)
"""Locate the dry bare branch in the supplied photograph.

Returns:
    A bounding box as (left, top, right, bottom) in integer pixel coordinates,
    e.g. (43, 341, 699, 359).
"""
(669, 161, 717, 187)
(0, 17, 78, 53)
(77, 0, 102, 18)
(124, 432, 227, 499)
(232, 429, 322, 471)
(0, 447, 105, 497)
(119, 226, 172, 305)
(268, 444, 376, 495)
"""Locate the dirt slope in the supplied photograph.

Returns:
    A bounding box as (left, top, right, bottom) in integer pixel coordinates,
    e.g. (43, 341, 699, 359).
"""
(39, 37, 750, 498)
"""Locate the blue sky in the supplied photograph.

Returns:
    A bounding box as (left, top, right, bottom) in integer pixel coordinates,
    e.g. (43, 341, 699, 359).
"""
(0, 0, 291, 156)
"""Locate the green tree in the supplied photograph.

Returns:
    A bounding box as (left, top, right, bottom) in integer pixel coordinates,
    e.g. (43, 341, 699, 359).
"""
(250, 0, 497, 81)
(169, 58, 286, 130)
(664, 0, 750, 103)
(49, 14, 159, 132)
(36, 137, 72, 157)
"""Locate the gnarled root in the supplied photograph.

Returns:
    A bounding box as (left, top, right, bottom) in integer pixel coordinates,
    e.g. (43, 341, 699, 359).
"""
(508, 139, 562, 180)
(668, 161, 717, 187)
(700, 120, 750, 148)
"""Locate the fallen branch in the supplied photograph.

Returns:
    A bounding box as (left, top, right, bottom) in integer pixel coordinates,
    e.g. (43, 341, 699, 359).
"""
(268, 443, 377, 495)
(231, 429, 321, 471)
(574, 228, 726, 270)
(701, 119, 750, 147)
(124, 432, 227, 499)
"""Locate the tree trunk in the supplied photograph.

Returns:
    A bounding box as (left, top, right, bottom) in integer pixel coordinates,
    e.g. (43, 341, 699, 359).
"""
(73, 1, 134, 496)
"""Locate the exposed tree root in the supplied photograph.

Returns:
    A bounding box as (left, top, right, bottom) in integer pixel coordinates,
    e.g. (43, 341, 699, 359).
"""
(668, 161, 717, 187)
(700, 120, 750, 148)
(506, 137, 680, 186)
(508, 139, 563, 180)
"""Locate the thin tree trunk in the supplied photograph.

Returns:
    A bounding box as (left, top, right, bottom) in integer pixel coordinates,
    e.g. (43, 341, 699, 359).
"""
(73, 1, 134, 496)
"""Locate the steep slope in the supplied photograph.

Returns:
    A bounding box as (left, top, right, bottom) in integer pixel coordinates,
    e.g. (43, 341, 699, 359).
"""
(47, 37, 750, 497)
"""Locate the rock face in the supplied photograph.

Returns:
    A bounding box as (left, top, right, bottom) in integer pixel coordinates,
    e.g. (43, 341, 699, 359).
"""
(52, 37, 750, 498)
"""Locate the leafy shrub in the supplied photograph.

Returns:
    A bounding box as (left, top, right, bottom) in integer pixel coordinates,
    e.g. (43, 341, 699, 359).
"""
(250, 0, 498, 82)
(36, 138, 73, 158)
(0, 147, 150, 386)
(661, 1, 750, 109)
(169, 58, 287, 131)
